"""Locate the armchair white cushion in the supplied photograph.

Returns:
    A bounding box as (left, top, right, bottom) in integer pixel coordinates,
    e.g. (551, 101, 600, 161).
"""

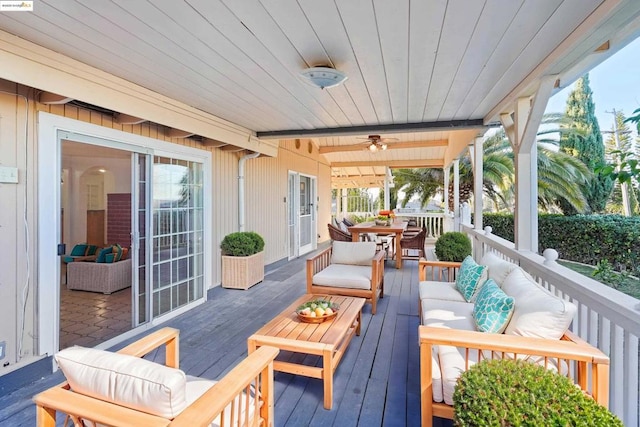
(330, 241, 377, 265)
(56, 346, 188, 418)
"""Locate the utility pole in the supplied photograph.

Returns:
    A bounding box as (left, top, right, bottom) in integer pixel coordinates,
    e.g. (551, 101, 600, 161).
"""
(606, 109, 631, 216)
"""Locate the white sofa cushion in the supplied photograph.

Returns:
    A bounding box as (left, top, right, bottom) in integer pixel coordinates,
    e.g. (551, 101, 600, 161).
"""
(55, 346, 187, 419)
(480, 251, 518, 287)
(455, 256, 488, 302)
(502, 268, 577, 340)
(472, 279, 514, 334)
(418, 281, 466, 302)
(312, 264, 372, 290)
(421, 299, 475, 331)
(331, 241, 377, 266)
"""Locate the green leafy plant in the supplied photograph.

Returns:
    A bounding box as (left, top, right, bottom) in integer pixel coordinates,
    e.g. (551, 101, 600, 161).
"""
(482, 213, 640, 273)
(453, 359, 622, 427)
(592, 259, 630, 289)
(220, 231, 265, 256)
(434, 231, 472, 262)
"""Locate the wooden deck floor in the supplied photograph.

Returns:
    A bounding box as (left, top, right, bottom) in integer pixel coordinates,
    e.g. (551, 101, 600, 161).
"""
(0, 248, 452, 426)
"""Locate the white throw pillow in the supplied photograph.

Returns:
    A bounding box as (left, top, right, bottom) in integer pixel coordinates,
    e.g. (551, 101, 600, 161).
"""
(501, 268, 577, 340)
(55, 346, 187, 419)
(331, 241, 377, 266)
(480, 251, 518, 287)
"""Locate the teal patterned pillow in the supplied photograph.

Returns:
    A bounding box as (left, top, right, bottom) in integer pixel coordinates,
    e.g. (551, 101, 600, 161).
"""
(473, 279, 514, 333)
(455, 256, 487, 302)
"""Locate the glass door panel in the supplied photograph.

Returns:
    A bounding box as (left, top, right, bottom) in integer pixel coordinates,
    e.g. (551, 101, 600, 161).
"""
(151, 157, 204, 317)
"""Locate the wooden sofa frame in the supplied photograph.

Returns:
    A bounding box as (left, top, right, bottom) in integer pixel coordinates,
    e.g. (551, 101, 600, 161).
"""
(306, 245, 385, 314)
(418, 259, 610, 426)
(33, 327, 279, 427)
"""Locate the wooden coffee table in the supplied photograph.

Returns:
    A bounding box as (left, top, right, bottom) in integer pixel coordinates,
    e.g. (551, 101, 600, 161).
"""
(247, 294, 365, 409)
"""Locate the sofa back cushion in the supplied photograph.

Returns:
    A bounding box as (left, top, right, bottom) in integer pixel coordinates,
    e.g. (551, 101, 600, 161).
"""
(473, 279, 514, 334)
(70, 244, 88, 257)
(96, 247, 113, 263)
(455, 256, 488, 302)
(480, 251, 518, 287)
(55, 346, 187, 419)
(501, 268, 577, 340)
(331, 241, 376, 266)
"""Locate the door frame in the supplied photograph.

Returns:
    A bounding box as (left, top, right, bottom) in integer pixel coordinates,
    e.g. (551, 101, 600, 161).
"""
(287, 171, 317, 259)
(37, 112, 212, 359)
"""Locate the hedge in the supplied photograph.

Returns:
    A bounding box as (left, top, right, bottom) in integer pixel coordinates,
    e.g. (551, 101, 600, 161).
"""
(481, 213, 640, 273)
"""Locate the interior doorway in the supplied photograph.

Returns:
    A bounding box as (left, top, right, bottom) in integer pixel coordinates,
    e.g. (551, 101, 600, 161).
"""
(38, 112, 212, 356)
(60, 141, 133, 349)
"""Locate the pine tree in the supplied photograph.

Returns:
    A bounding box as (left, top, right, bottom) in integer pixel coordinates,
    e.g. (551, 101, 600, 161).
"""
(559, 74, 613, 214)
(604, 110, 637, 214)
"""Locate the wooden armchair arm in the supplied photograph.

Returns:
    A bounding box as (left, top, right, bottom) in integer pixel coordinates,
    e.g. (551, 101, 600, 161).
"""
(118, 327, 180, 367)
(306, 247, 333, 291)
(419, 325, 609, 407)
(418, 259, 462, 282)
(171, 345, 280, 426)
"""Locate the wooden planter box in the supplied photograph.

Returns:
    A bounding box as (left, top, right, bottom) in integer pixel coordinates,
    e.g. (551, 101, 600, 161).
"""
(221, 251, 264, 290)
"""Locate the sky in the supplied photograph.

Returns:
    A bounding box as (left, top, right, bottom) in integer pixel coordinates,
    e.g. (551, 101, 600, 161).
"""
(545, 36, 640, 138)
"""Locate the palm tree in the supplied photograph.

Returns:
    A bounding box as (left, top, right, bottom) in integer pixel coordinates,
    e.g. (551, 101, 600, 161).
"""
(391, 114, 591, 213)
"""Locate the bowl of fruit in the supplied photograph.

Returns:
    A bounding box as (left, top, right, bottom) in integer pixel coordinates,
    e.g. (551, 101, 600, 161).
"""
(296, 299, 339, 323)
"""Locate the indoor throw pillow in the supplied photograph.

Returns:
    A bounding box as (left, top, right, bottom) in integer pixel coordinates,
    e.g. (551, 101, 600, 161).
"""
(455, 256, 487, 302)
(473, 279, 515, 333)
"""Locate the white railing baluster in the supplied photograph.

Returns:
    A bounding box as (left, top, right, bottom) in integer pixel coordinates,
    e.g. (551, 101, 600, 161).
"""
(624, 332, 639, 426)
(610, 324, 624, 417)
(588, 308, 598, 347)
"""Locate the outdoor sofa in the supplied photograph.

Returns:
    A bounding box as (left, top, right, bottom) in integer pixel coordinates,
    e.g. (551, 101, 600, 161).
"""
(418, 252, 610, 426)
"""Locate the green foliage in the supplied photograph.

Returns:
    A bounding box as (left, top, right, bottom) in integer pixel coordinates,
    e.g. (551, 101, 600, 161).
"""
(483, 213, 640, 272)
(220, 231, 265, 256)
(453, 359, 622, 427)
(434, 232, 472, 262)
(559, 74, 613, 214)
(592, 259, 631, 289)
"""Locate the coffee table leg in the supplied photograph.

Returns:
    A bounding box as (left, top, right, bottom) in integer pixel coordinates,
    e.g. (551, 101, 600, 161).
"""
(323, 347, 333, 409)
(356, 310, 361, 336)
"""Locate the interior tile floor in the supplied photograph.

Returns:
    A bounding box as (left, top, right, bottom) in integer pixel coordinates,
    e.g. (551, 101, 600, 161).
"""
(60, 263, 132, 349)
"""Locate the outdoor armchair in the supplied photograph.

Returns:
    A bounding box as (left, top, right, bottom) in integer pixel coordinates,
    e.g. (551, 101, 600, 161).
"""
(327, 223, 352, 242)
(33, 327, 279, 427)
(307, 241, 385, 314)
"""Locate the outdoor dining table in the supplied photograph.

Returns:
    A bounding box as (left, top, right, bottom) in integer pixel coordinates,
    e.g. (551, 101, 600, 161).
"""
(347, 220, 408, 269)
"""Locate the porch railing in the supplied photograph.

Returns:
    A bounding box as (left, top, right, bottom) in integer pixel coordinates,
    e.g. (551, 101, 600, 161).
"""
(394, 212, 448, 239)
(462, 223, 640, 426)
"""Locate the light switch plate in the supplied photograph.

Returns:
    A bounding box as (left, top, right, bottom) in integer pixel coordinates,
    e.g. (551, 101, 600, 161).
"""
(0, 166, 18, 183)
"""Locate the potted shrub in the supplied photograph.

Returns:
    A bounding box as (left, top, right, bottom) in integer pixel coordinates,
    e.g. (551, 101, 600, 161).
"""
(453, 359, 622, 426)
(220, 231, 265, 290)
(434, 231, 471, 262)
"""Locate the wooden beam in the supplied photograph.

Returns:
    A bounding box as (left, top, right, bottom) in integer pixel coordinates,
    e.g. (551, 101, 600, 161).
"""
(115, 113, 147, 125)
(201, 139, 228, 148)
(595, 40, 610, 52)
(220, 145, 246, 152)
(38, 91, 73, 104)
(257, 119, 488, 139)
(319, 139, 448, 154)
(331, 159, 444, 168)
(167, 128, 195, 138)
(519, 75, 556, 152)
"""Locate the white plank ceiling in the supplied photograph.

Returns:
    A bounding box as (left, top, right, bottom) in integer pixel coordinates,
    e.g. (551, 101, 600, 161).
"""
(2, 0, 640, 179)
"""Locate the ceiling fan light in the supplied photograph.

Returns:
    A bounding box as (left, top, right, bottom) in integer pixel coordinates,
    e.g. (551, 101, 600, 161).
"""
(368, 143, 378, 152)
(381, 143, 388, 150)
(300, 66, 348, 89)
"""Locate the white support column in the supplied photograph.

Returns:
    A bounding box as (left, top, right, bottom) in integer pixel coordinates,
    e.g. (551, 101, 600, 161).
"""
(453, 159, 460, 231)
(384, 167, 390, 210)
(499, 76, 555, 253)
(443, 166, 450, 216)
(341, 188, 348, 220)
(473, 137, 484, 231)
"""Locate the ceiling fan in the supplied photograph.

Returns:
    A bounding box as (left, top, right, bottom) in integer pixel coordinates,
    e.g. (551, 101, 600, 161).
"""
(359, 135, 399, 152)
